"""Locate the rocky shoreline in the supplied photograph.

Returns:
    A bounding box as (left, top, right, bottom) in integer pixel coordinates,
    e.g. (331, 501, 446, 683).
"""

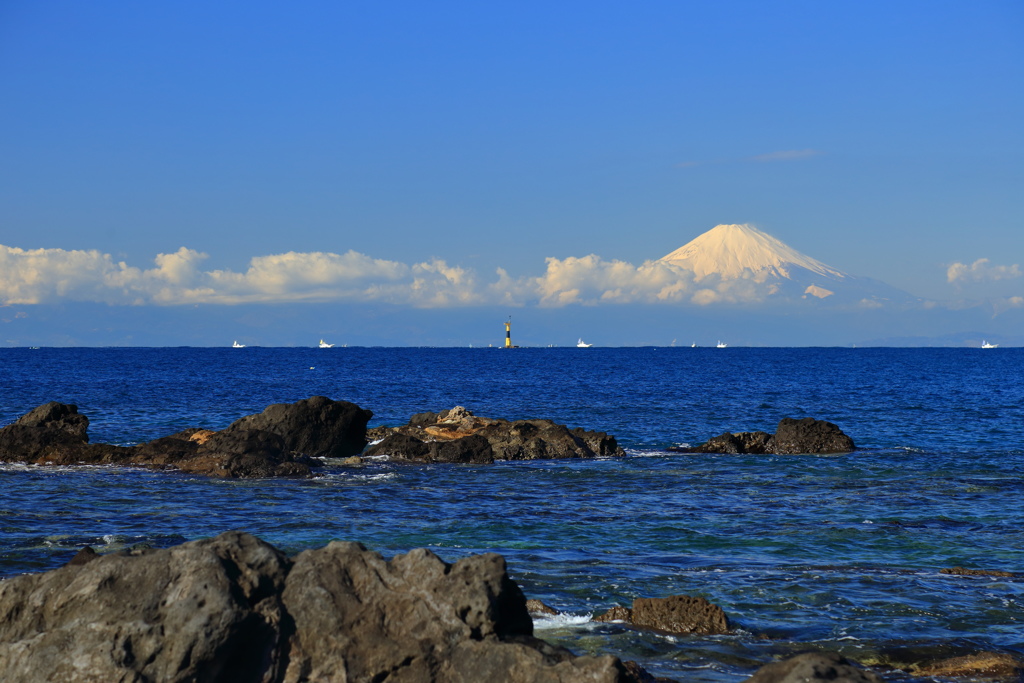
(0, 530, 896, 683)
(1, 532, 1018, 682)
(4, 399, 1021, 680)
(0, 396, 856, 478)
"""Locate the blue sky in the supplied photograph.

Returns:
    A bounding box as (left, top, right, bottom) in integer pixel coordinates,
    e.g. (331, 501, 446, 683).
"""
(1, 1, 1022, 346)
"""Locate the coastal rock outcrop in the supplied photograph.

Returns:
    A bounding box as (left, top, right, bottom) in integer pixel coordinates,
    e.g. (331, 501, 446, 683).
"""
(594, 594, 731, 636)
(673, 417, 854, 455)
(0, 397, 371, 478)
(365, 406, 625, 463)
(0, 531, 652, 683)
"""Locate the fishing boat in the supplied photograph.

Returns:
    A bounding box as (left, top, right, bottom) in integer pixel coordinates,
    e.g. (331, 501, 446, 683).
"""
(717, 341, 727, 348)
(232, 341, 246, 348)
(981, 341, 998, 349)
(319, 339, 334, 348)
(577, 338, 592, 348)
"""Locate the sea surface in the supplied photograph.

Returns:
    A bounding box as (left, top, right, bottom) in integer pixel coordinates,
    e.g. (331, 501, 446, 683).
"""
(1, 347, 1022, 680)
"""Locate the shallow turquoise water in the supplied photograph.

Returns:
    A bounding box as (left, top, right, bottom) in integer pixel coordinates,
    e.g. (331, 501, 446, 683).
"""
(1, 347, 1022, 680)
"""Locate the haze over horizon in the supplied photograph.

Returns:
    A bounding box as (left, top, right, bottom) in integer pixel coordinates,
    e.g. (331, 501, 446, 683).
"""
(1, 2, 1021, 347)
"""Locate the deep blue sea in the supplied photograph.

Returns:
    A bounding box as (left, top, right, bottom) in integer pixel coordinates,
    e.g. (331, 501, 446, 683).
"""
(1, 347, 1022, 680)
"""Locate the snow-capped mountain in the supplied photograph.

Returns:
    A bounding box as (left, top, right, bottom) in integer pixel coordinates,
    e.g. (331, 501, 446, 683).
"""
(658, 224, 913, 305)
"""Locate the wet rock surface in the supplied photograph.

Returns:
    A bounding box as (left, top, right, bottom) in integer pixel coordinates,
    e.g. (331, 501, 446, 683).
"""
(673, 417, 855, 455)
(594, 595, 731, 636)
(0, 531, 655, 683)
(365, 406, 626, 463)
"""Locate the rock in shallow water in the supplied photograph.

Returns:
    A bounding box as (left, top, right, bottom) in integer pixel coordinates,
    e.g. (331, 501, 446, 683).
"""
(674, 417, 855, 455)
(366, 406, 626, 463)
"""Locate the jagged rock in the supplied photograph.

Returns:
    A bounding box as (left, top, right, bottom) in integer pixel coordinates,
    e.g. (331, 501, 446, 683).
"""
(0, 530, 292, 682)
(368, 432, 495, 464)
(594, 595, 730, 636)
(0, 397, 371, 478)
(0, 531, 653, 683)
(366, 406, 625, 463)
(744, 652, 882, 682)
(223, 395, 372, 458)
(772, 417, 855, 454)
(675, 418, 854, 455)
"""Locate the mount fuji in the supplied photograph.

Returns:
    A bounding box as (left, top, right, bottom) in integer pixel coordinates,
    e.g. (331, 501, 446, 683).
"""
(658, 224, 915, 306)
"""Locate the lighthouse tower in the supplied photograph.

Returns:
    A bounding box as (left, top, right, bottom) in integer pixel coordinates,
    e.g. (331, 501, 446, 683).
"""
(504, 318, 512, 348)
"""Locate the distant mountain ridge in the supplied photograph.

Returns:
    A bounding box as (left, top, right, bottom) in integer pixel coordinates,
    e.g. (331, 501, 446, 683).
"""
(658, 224, 914, 306)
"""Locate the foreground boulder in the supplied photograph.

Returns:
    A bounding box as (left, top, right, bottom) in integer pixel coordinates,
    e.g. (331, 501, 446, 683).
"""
(594, 595, 731, 636)
(0, 531, 649, 682)
(0, 397, 371, 478)
(366, 406, 625, 463)
(744, 652, 882, 683)
(673, 417, 854, 455)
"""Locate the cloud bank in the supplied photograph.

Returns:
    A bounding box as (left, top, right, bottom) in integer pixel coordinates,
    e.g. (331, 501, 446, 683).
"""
(947, 258, 1021, 284)
(0, 244, 798, 309)
(0, 246, 481, 308)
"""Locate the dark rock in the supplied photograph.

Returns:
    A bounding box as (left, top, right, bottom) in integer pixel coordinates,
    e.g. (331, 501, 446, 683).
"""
(0, 530, 292, 682)
(65, 546, 98, 567)
(622, 659, 680, 682)
(595, 595, 729, 636)
(0, 402, 89, 462)
(678, 418, 854, 455)
(0, 530, 653, 682)
(744, 652, 883, 683)
(368, 406, 626, 464)
(772, 417, 855, 454)
(223, 395, 372, 458)
(696, 431, 774, 454)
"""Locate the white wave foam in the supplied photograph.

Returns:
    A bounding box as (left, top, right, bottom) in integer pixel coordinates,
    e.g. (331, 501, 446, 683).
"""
(532, 612, 594, 630)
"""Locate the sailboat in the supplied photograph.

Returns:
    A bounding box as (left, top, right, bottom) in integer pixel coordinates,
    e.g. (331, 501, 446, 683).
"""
(577, 338, 592, 348)
(319, 339, 335, 348)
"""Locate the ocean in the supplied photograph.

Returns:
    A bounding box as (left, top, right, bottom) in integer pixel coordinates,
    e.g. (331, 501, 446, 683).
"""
(1, 346, 1022, 680)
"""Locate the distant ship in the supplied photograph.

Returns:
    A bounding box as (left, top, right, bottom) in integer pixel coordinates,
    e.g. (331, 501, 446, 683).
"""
(981, 341, 998, 349)
(319, 339, 335, 348)
(232, 341, 246, 348)
(577, 338, 592, 348)
(717, 341, 727, 348)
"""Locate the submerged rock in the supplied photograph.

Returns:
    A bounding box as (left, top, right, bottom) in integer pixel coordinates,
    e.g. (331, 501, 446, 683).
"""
(366, 406, 625, 463)
(673, 417, 854, 455)
(0, 531, 654, 683)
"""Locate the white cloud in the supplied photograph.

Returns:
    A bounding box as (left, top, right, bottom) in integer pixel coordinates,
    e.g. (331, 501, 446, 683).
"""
(947, 258, 1022, 284)
(0, 245, 483, 308)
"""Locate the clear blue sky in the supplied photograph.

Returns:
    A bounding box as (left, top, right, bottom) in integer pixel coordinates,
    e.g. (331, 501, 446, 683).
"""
(1, 1, 1021, 345)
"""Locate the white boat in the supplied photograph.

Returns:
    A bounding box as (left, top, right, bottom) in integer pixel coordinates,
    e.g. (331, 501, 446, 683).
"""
(717, 341, 727, 348)
(982, 341, 998, 349)
(232, 341, 246, 348)
(319, 339, 335, 348)
(577, 338, 592, 348)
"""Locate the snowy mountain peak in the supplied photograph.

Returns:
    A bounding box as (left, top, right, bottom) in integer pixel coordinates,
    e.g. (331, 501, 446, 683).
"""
(658, 224, 847, 282)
